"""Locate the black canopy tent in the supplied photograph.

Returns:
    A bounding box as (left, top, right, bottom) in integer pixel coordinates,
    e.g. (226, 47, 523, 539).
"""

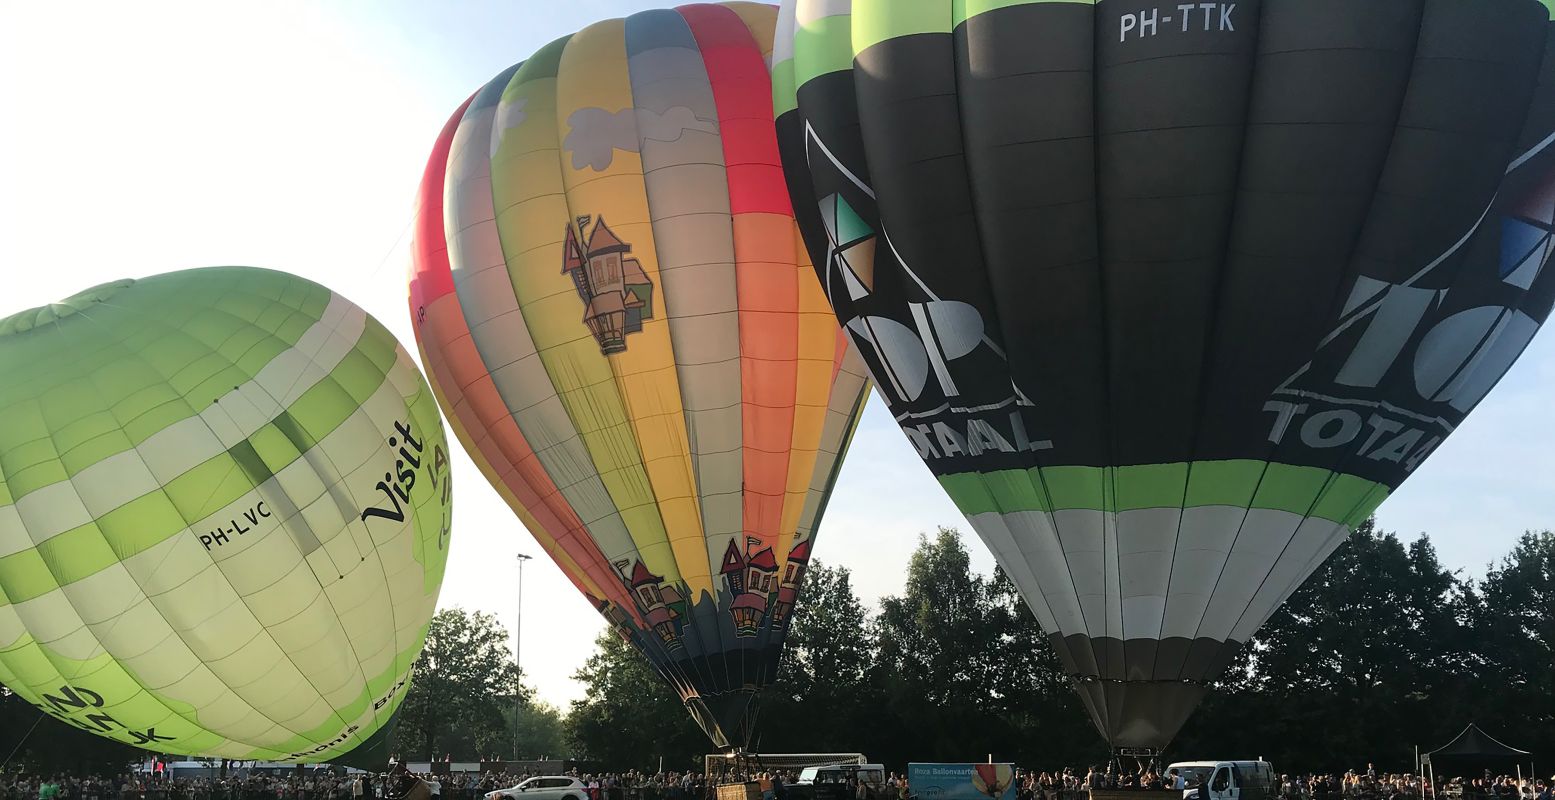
(1421, 724, 1533, 784)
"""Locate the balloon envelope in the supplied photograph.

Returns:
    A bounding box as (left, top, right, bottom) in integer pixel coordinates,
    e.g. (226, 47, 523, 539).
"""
(409, 2, 870, 750)
(0, 267, 452, 764)
(775, 0, 1555, 749)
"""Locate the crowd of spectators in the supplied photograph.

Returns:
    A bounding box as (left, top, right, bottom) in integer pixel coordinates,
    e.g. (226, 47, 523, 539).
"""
(1003, 765, 1551, 800)
(0, 769, 730, 800)
(4, 766, 1549, 800)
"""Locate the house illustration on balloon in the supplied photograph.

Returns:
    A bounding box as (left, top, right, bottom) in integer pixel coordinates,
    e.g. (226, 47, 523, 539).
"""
(621, 560, 686, 649)
(596, 535, 816, 659)
(717, 537, 813, 636)
(563, 215, 654, 355)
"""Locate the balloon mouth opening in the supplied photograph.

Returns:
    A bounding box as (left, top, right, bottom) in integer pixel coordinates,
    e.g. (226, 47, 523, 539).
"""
(0, 278, 135, 336)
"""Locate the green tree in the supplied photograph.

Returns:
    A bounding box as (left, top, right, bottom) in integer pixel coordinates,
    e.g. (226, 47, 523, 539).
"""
(983, 568, 1101, 768)
(869, 527, 1014, 764)
(1178, 519, 1472, 771)
(1466, 530, 1555, 763)
(759, 561, 879, 752)
(566, 632, 704, 770)
(396, 608, 524, 761)
(511, 700, 567, 760)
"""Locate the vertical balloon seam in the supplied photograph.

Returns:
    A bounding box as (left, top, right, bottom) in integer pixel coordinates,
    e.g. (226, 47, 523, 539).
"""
(740, 0, 821, 698)
(600, 10, 730, 700)
(712, 7, 803, 561)
(539, 23, 708, 704)
(466, 49, 664, 604)
(772, 0, 834, 529)
(626, 5, 740, 589)
(713, 0, 811, 591)
(812, 365, 869, 530)
(414, 93, 630, 613)
(288, 290, 432, 750)
(809, 348, 871, 533)
(1215, 9, 1554, 654)
(665, 2, 750, 722)
(496, 44, 687, 679)
(790, 275, 865, 544)
(870, 0, 1088, 672)
(771, 1, 799, 119)
(953, 0, 1094, 677)
(683, 0, 765, 718)
(1145, 0, 1266, 684)
(942, 0, 1091, 678)
(1090, 0, 1129, 688)
(1203, 4, 1546, 678)
(547, 24, 688, 588)
(622, 4, 740, 707)
(684, 0, 798, 705)
(583, 16, 713, 589)
(1174, 0, 1417, 663)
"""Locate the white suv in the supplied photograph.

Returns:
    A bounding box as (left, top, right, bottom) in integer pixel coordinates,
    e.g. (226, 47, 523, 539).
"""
(487, 777, 588, 800)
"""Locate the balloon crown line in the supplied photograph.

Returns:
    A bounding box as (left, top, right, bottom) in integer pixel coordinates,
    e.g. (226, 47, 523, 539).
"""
(0, 278, 136, 336)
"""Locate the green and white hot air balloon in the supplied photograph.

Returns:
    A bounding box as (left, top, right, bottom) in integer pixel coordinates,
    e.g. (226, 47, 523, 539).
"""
(0, 267, 451, 766)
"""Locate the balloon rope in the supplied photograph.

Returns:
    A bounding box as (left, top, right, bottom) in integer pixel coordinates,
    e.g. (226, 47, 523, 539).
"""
(366, 213, 415, 280)
(0, 708, 46, 770)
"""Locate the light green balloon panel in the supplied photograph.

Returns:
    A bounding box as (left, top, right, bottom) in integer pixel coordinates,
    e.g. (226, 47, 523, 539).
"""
(0, 267, 451, 763)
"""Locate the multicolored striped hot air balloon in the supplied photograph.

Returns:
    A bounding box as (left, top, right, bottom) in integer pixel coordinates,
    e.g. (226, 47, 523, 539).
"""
(774, 0, 1555, 752)
(408, 2, 870, 750)
(0, 267, 451, 765)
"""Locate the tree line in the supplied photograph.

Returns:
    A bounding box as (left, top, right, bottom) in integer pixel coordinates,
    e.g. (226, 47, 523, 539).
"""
(4, 521, 1554, 777)
(565, 522, 1555, 774)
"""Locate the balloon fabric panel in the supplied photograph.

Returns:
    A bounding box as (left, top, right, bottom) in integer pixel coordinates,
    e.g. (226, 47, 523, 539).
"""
(776, 0, 1555, 749)
(0, 268, 452, 763)
(411, 2, 871, 750)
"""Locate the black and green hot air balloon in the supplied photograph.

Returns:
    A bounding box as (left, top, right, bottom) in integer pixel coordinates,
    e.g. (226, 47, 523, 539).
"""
(773, 0, 1555, 751)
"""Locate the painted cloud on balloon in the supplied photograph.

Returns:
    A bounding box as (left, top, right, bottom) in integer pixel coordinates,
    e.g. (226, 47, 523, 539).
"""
(563, 105, 719, 171)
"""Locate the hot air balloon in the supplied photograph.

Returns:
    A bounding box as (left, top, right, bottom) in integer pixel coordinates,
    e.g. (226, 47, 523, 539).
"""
(0, 267, 452, 766)
(774, 0, 1555, 753)
(408, 3, 870, 751)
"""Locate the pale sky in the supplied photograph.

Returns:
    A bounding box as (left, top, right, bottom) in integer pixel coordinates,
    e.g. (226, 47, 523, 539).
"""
(3, 0, 1553, 713)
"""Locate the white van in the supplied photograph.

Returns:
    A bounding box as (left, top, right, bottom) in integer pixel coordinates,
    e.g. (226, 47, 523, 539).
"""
(796, 764, 886, 788)
(1166, 761, 1275, 800)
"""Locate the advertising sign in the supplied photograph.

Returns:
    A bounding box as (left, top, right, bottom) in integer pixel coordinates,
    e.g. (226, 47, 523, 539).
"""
(908, 764, 1016, 800)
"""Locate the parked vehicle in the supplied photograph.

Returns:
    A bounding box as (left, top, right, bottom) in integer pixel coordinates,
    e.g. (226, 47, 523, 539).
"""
(486, 776, 589, 800)
(1167, 761, 1275, 800)
(795, 764, 886, 800)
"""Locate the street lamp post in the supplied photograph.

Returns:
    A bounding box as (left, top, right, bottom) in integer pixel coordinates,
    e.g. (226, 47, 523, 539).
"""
(513, 553, 532, 763)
